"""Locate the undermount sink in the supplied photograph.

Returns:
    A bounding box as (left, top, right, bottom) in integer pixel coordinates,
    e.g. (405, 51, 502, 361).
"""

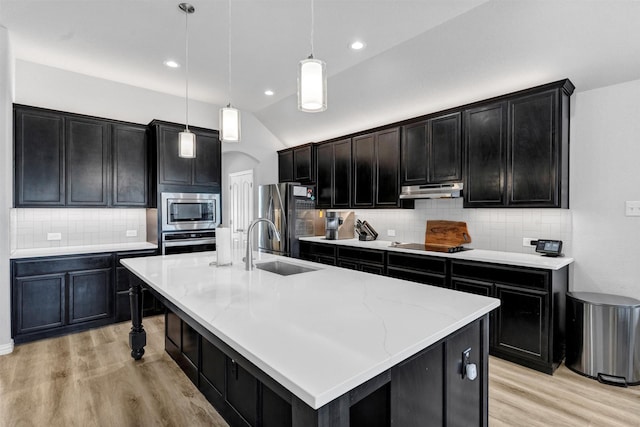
(255, 261, 319, 276)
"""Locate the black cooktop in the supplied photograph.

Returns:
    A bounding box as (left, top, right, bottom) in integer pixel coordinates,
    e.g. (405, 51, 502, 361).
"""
(392, 243, 473, 253)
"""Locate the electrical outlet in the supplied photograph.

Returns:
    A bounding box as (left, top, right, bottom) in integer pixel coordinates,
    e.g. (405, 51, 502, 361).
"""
(387, 229, 396, 237)
(625, 201, 640, 216)
(47, 232, 62, 241)
(522, 237, 536, 247)
(126, 230, 138, 237)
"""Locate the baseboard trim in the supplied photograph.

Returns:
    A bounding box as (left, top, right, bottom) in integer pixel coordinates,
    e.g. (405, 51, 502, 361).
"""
(0, 340, 15, 355)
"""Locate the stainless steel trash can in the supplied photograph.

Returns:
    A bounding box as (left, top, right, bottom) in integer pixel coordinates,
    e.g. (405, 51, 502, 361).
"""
(566, 292, 640, 386)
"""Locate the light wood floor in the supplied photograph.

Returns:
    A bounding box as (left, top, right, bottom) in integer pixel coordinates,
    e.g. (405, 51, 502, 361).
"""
(1, 318, 639, 426)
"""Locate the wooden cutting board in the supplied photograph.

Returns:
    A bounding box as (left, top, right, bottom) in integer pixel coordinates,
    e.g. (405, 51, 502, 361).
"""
(425, 220, 472, 246)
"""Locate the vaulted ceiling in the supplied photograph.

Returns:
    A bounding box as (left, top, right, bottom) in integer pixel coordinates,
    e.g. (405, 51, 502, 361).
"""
(2, 0, 639, 146)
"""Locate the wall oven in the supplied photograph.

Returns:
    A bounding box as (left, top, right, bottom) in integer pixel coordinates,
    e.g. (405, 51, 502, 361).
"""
(161, 192, 221, 232)
(161, 230, 216, 255)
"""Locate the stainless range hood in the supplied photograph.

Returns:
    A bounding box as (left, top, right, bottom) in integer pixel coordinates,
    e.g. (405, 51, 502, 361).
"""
(399, 183, 463, 199)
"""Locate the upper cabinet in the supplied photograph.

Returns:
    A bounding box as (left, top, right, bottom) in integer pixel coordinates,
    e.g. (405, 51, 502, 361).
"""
(150, 120, 221, 192)
(401, 112, 462, 186)
(14, 105, 149, 208)
(278, 144, 315, 184)
(353, 128, 403, 208)
(316, 138, 351, 209)
(464, 80, 574, 208)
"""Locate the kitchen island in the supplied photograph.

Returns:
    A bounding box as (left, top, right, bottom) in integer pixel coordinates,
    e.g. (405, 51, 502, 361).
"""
(122, 251, 499, 427)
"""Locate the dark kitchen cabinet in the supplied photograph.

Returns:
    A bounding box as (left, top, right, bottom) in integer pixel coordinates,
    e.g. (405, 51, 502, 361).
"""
(336, 246, 385, 275)
(315, 138, 351, 208)
(353, 128, 402, 208)
(278, 144, 315, 184)
(401, 112, 462, 186)
(151, 120, 221, 192)
(165, 310, 199, 385)
(11, 254, 115, 343)
(14, 105, 150, 208)
(450, 260, 567, 374)
(226, 359, 259, 426)
(65, 116, 110, 206)
(386, 252, 447, 288)
(464, 80, 574, 208)
(115, 249, 161, 323)
(298, 240, 336, 265)
(112, 123, 149, 207)
(14, 107, 65, 206)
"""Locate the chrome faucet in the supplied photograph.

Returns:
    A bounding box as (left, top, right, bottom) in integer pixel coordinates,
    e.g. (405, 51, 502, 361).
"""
(245, 218, 281, 271)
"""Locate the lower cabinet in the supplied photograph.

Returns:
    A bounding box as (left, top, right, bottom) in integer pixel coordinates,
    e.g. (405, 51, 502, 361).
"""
(299, 241, 336, 266)
(336, 246, 385, 275)
(386, 252, 447, 288)
(11, 248, 161, 344)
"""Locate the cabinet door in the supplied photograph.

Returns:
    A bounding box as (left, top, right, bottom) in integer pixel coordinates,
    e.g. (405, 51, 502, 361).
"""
(66, 117, 110, 206)
(464, 103, 507, 207)
(495, 285, 548, 362)
(315, 143, 333, 208)
(14, 107, 65, 206)
(391, 342, 444, 427)
(112, 123, 148, 206)
(261, 384, 292, 427)
(293, 145, 313, 183)
(68, 268, 113, 324)
(158, 125, 192, 185)
(333, 139, 352, 207)
(193, 131, 221, 187)
(353, 133, 375, 207)
(430, 112, 462, 183)
(278, 150, 294, 182)
(401, 121, 428, 185)
(508, 91, 558, 206)
(376, 128, 401, 206)
(226, 358, 258, 426)
(13, 274, 66, 334)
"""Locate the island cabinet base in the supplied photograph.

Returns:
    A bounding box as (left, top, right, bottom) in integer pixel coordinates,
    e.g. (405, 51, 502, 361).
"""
(157, 304, 489, 427)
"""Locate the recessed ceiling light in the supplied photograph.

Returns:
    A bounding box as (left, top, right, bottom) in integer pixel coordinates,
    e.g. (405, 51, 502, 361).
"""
(350, 41, 366, 50)
(164, 60, 180, 68)
(264, 90, 275, 96)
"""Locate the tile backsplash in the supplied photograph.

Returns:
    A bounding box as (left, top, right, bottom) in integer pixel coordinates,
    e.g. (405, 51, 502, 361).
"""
(11, 208, 147, 249)
(352, 198, 573, 256)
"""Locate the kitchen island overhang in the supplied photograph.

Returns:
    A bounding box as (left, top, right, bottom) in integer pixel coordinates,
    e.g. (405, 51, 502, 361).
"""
(122, 251, 500, 426)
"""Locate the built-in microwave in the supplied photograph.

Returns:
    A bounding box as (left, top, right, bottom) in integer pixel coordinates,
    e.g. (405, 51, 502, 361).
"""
(161, 192, 221, 231)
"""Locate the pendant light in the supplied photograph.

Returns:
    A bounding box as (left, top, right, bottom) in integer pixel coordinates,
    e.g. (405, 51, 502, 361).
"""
(178, 3, 196, 158)
(298, 0, 327, 112)
(220, 0, 241, 142)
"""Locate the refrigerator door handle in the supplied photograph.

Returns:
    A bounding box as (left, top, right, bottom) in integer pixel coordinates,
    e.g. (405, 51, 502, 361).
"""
(274, 185, 287, 229)
(267, 197, 274, 239)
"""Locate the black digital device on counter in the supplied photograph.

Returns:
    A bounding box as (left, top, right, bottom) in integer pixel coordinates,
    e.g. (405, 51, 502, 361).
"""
(533, 239, 563, 257)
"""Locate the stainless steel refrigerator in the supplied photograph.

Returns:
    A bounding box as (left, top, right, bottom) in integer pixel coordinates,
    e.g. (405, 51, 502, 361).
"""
(257, 183, 324, 257)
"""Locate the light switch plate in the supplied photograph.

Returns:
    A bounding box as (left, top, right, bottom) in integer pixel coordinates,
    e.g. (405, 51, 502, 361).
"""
(625, 201, 640, 216)
(47, 232, 62, 241)
(387, 229, 396, 237)
(126, 230, 138, 237)
(522, 237, 536, 247)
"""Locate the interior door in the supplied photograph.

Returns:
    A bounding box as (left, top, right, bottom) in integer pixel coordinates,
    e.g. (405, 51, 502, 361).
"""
(229, 170, 253, 250)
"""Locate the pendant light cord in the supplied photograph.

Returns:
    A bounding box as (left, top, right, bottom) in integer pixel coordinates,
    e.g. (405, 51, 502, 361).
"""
(310, 0, 315, 57)
(185, 6, 190, 131)
(228, 0, 232, 107)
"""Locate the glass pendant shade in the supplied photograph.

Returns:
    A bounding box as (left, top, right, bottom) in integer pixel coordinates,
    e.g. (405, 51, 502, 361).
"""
(220, 106, 241, 142)
(178, 130, 196, 158)
(298, 56, 327, 112)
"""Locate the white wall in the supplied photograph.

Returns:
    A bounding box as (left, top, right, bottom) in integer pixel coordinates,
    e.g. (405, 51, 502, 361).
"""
(0, 26, 15, 354)
(570, 79, 640, 300)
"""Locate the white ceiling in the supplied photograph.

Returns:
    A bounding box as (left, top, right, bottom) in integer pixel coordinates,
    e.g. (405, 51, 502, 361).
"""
(2, 0, 640, 146)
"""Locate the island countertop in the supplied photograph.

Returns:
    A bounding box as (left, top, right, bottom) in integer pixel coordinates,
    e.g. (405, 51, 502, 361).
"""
(122, 250, 500, 409)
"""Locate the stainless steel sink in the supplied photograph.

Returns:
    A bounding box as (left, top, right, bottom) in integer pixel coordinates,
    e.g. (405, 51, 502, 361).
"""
(254, 261, 319, 276)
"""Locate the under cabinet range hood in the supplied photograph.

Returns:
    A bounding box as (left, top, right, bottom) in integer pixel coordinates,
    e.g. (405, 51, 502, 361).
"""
(399, 183, 463, 199)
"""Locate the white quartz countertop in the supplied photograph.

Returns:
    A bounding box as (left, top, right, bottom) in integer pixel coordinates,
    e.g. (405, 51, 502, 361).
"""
(10, 242, 158, 259)
(300, 237, 574, 270)
(122, 250, 500, 409)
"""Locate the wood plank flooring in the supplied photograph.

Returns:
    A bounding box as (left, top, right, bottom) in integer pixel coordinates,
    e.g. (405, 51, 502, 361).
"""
(1, 317, 639, 426)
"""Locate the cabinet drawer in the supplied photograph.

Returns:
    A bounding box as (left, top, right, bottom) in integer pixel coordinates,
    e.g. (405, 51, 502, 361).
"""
(387, 252, 446, 275)
(13, 254, 113, 277)
(451, 261, 548, 290)
(337, 247, 385, 264)
(387, 267, 447, 288)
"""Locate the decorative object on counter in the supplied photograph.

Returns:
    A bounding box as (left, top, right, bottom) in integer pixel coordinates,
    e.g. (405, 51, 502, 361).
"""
(297, 0, 327, 112)
(355, 219, 379, 241)
(215, 227, 232, 266)
(178, 3, 196, 158)
(422, 220, 472, 252)
(219, 0, 240, 143)
(325, 211, 354, 240)
(531, 239, 563, 257)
